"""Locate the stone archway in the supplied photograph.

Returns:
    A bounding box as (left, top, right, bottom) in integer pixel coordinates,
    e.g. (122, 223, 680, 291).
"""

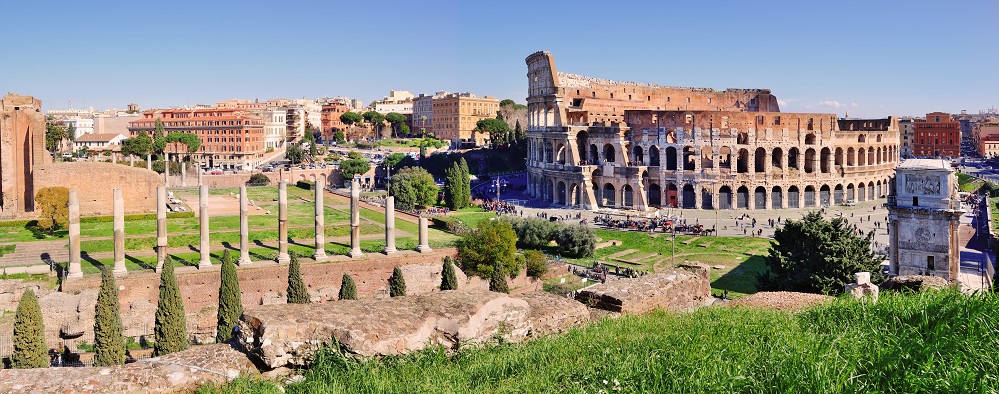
(648, 183, 662, 207)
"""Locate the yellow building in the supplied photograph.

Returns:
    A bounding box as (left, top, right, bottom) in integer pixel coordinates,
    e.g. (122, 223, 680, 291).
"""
(431, 93, 499, 147)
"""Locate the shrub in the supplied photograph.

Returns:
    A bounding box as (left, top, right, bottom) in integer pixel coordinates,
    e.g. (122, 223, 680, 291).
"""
(216, 250, 243, 342)
(339, 273, 357, 300)
(287, 253, 310, 304)
(457, 219, 520, 278)
(525, 250, 549, 279)
(296, 180, 315, 190)
(35, 186, 69, 234)
(441, 256, 458, 290)
(489, 262, 509, 294)
(431, 216, 468, 235)
(154, 257, 189, 356)
(11, 289, 47, 368)
(247, 173, 270, 186)
(94, 268, 126, 366)
(389, 267, 406, 297)
(390, 167, 438, 210)
(554, 224, 597, 258)
(506, 217, 557, 249)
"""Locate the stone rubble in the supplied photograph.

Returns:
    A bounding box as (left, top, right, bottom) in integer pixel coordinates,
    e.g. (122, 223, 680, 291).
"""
(574, 263, 711, 314)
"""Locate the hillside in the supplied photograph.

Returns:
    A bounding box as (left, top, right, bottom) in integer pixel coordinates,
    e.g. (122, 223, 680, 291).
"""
(200, 290, 999, 393)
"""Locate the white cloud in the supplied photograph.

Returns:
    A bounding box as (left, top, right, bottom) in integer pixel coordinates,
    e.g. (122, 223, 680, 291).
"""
(777, 99, 787, 107)
(817, 100, 845, 108)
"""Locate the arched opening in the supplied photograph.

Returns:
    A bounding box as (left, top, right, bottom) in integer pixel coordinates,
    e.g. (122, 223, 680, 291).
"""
(877, 134, 882, 143)
(557, 181, 567, 205)
(648, 184, 662, 207)
(570, 183, 579, 206)
(876, 180, 882, 198)
(603, 183, 616, 206)
(623, 185, 634, 207)
(575, 132, 588, 164)
(649, 146, 660, 166)
(846, 183, 855, 201)
(701, 188, 713, 209)
(666, 183, 678, 207)
(788, 186, 800, 208)
(754, 147, 766, 172)
(546, 180, 555, 203)
(771, 147, 783, 169)
(719, 146, 732, 170)
(665, 147, 677, 170)
(820, 148, 831, 173)
(804, 185, 816, 207)
(682, 184, 696, 209)
(834, 184, 844, 205)
(868, 182, 875, 200)
(544, 142, 553, 163)
(592, 184, 600, 207)
(805, 134, 816, 145)
(754, 186, 767, 209)
(737, 148, 749, 173)
(804, 148, 816, 173)
(701, 146, 714, 169)
(867, 147, 875, 165)
(876, 147, 882, 164)
(858, 183, 866, 201)
(719, 186, 732, 209)
(683, 146, 696, 170)
(665, 131, 676, 144)
(589, 144, 599, 165)
(847, 147, 855, 166)
(820, 185, 831, 207)
(535, 141, 544, 162)
(858, 135, 866, 143)
(633, 146, 644, 165)
(771, 186, 783, 209)
(835, 147, 844, 166)
(737, 132, 749, 145)
(858, 147, 866, 166)
(604, 144, 615, 163)
(556, 143, 566, 164)
(737, 186, 750, 209)
(788, 148, 800, 170)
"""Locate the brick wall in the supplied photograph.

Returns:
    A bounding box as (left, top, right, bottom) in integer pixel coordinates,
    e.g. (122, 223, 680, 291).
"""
(34, 162, 162, 216)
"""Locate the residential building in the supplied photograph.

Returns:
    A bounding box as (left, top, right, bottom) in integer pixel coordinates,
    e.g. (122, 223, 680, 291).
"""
(262, 107, 287, 150)
(975, 123, 999, 158)
(320, 98, 353, 141)
(73, 133, 126, 153)
(93, 113, 141, 136)
(432, 92, 500, 147)
(913, 112, 960, 158)
(899, 117, 916, 158)
(127, 108, 265, 170)
(412, 91, 449, 137)
(370, 90, 414, 115)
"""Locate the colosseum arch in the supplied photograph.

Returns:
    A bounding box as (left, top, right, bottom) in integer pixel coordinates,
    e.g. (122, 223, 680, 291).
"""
(804, 148, 816, 173)
(649, 146, 660, 166)
(754, 186, 766, 209)
(788, 186, 800, 208)
(683, 146, 696, 170)
(771, 186, 783, 209)
(858, 135, 866, 143)
(536, 141, 544, 162)
(719, 146, 732, 170)
(544, 142, 554, 163)
(633, 146, 644, 165)
(804, 185, 816, 207)
(820, 148, 831, 173)
(820, 185, 831, 206)
(665, 147, 678, 170)
(546, 180, 555, 203)
(666, 183, 678, 207)
(589, 144, 598, 164)
(788, 147, 800, 170)
(682, 184, 696, 209)
(603, 183, 616, 206)
(623, 185, 634, 207)
(737, 148, 749, 173)
(771, 147, 783, 169)
(701, 188, 713, 209)
(858, 183, 866, 201)
(754, 147, 766, 173)
(557, 181, 567, 205)
(876, 180, 882, 197)
(876, 134, 882, 142)
(846, 183, 855, 201)
(604, 144, 616, 163)
(701, 146, 714, 169)
(719, 186, 733, 209)
(868, 181, 875, 199)
(858, 147, 866, 166)
(805, 134, 816, 145)
(570, 183, 580, 206)
(575, 132, 588, 163)
(834, 184, 844, 204)
(835, 147, 844, 166)
(867, 147, 875, 165)
(847, 147, 855, 166)
(736, 186, 750, 209)
(648, 183, 661, 207)
(556, 143, 566, 164)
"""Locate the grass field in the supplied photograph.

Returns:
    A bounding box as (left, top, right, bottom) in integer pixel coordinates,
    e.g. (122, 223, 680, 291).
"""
(199, 290, 999, 393)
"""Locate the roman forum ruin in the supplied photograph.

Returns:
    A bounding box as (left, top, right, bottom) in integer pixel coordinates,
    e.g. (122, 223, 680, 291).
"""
(524, 51, 901, 210)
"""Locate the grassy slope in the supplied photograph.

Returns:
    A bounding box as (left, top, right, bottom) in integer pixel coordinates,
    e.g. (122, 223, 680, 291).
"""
(200, 290, 999, 393)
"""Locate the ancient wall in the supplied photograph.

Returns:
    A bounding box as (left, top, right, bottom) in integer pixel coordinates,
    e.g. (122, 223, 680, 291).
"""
(34, 162, 162, 216)
(0, 93, 49, 219)
(575, 264, 711, 314)
(167, 168, 342, 189)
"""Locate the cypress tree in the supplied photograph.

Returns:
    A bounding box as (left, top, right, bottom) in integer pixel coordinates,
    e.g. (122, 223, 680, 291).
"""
(440, 256, 458, 291)
(338, 273, 358, 300)
(443, 161, 461, 210)
(11, 288, 47, 369)
(154, 257, 189, 356)
(286, 252, 310, 304)
(389, 267, 407, 297)
(489, 263, 509, 294)
(93, 268, 125, 366)
(458, 158, 471, 206)
(216, 250, 243, 343)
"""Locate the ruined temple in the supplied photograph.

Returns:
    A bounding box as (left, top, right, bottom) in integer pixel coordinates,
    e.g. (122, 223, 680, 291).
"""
(524, 51, 900, 210)
(0, 93, 49, 218)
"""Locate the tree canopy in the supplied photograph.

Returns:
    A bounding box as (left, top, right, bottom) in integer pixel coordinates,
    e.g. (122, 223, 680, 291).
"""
(476, 118, 510, 148)
(362, 111, 386, 138)
(164, 132, 201, 154)
(758, 212, 884, 295)
(121, 131, 152, 157)
(443, 158, 470, 210)
(457, 219, 520, 278)
(286, 143, 305, 164)
(340, 156, 371, 182)
(340, 111, 363, 127)
(385, 112, 406, 138)
(389, 167, 438, 210)
(35, 187, 69, 234)
(45, 122, 66, 153)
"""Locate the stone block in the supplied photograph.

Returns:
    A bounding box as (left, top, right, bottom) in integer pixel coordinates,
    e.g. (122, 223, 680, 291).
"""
(574, 264, 711, 314)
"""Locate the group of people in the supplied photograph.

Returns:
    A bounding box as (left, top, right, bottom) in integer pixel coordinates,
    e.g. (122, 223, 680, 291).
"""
(481, 199, 517, 215)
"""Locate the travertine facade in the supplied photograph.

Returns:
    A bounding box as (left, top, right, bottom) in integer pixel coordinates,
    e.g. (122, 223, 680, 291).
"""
(0, 93, 49, 219)
(524, 51, 900, 210)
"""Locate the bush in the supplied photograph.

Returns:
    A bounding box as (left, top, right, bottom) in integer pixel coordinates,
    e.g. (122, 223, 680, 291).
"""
(248, 173, 270, 186)
(94, 268, 125, 366)
(287, 253, 310, 304)
(441, 256, 458, 290)
(339, 273, 357, 300)
(554, 224, 597, 258)
(390, 167, 438, 210)
(457, 220, 520, 278)
(506, 217, 557, 249)
(11, 289, 46, 368)
(296, 180, 315, 190)
(216, 250, 243, 342)
(489, 262, 509, 294)
(525, 250, 548, 279)
(154, 257, 189, 356)
(389, 267, 406, 297)
(35, 186, 69, 234)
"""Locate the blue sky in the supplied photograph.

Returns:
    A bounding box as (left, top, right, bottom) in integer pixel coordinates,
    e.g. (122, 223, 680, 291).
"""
(2, 0, 996, 118)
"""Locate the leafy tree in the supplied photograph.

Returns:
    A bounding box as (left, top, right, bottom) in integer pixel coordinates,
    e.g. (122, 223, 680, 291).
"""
(554, 224, 597, 258)
(525, 250, 549, 279)
(154, 257, 189, 356)
(340, 157, 371, 182)
(385, 112, 407, 139)
(389, 167, 438, 210)
(489, 262, 510, 293)
(384, 152, 406, 170)
(339, 273, 358, 300)
(35, 187, 69, 234)
(340, 112, 363, 140)
(66, 123, 77, 142)
(45, 122, 66, 153)
(286, 143, 305, 164)
(333, 129, 346, 144)
(506, 217, 557, 249)
(286, 253, 310, 304)
(121, 131, 152, 157)
(499, 99, 516, 107)
(216, 250, 243, 342)
(362, 111, 386, 139)
(457, 219, 520, 278)
(152, 119, 167, 155)
(389, 267, 407, 297)
(347, 150, 363, 160)
(11, 289, 47, 369)
(94, 268, 125, 366)
(441, 256, 458, 290)
(248, 173, 270, 186)
(165, 132, 201, 154)
(443, 160, 471, 210)
(758, 212, 884, 295)
(399, 124, 410, 137)
(475, 118, 510, 148)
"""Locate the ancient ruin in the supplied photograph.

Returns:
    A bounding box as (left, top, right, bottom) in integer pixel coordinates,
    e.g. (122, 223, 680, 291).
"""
(0, 93, 48, 218)
(523, 52, 900, 210)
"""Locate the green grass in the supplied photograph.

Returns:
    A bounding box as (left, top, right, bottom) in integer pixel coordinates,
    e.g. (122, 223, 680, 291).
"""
(201, 290, 999, 393)
(957, 172, 983, 192)
(0, 244, 13, 257)
(451, 212, 497, 228)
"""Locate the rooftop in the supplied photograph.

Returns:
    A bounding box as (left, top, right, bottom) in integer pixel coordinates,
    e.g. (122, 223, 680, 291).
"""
(897, 158, 951, 171)
(75, 133, 125, 142)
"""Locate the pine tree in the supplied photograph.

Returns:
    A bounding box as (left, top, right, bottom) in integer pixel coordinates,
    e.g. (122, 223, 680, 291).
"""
(338, 273, 358, 300)
(154, 257, 189, 356)
(11, 288, 47, 369)
(440, 256, 458, 291)
(489, 262, 510, 294)
(389, 267, 407, 297)
(216, 250, 243, 343)
(94, 268, 125, 366)
(286, 253, 310, 304)
(514, 120, 524, 142)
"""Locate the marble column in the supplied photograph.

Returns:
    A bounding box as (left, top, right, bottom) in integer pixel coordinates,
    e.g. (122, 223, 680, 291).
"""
(164, 152, 170, 188)
(197, 160, 203, 186)
(146, 153, 152, 170)
(156, 186, 167, 272)
(313, 177, 328, 261)
(277, 180, 290, 264)
(384, 196, 397, 254)
(67, 190, 82, 279)
(112, 188, 127, 276)
(129, 155, 135, 167)
(181, 163, 187, 187)
(238, 184, 251, 265)
(416, 216, 432, 253)
(348, 179, 364, 258)
(198, 184, 212, 268)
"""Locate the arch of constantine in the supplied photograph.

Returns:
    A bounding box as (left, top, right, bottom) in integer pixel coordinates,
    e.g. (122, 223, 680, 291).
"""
(524, 51, 900, 211)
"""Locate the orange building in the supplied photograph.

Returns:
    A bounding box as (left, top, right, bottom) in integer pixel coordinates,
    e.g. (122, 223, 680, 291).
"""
(913, 112, 960, 158)
(128, 108, 265, 170)
(320, 99, 352, 141)
(431, 93, 500, 147)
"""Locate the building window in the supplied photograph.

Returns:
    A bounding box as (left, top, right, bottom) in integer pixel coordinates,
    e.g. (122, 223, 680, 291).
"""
(927, 255, 934, 271)
(913, 196, 919, 206)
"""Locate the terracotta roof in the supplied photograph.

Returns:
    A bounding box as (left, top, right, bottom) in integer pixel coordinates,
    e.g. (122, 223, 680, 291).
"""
(75, 133, 125, 142)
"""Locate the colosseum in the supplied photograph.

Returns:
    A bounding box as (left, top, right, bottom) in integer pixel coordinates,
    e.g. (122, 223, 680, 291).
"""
(524, 51, 900, 211)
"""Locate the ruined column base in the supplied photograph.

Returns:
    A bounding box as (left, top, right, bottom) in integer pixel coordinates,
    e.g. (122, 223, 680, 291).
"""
(276, 254, 290, 265)
(348, 249, 364, 258)
(416, 245, 432, 254)
(383, 247, 397, 255)
(312, 251, 328, 262)
(66, 270, 83, 280)
(238, 256, 252, 266)
(112, 266, 128, 277)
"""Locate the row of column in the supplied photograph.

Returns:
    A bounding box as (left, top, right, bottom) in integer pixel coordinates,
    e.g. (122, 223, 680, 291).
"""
(64, 177, 432, 279)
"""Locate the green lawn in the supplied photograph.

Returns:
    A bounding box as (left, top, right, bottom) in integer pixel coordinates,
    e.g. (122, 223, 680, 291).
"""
(199, 290, 999, 393)
(451, 212, 497, 228)
(957, 172, 985, 193)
